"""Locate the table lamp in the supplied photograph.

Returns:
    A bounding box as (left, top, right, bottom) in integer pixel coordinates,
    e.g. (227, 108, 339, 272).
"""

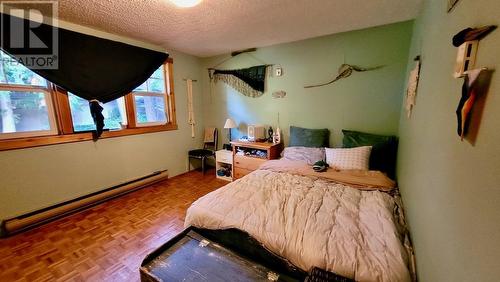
(223, 118, 237, 150)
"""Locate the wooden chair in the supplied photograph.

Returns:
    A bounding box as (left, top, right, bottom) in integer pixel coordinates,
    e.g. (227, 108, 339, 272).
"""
(188, 128, 218, 174)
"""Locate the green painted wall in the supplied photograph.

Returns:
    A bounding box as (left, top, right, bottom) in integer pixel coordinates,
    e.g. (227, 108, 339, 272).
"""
(201, 21, 414, 147)
(0, 23, 205, 220)
(397, 0, 500, 281)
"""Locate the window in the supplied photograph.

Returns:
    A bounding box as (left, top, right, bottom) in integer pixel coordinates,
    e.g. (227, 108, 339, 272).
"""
(0, 51, 57, 139)
(132, 65, 168, 126)
(68, 93, 127, 132)
(0, 53, 176, 150)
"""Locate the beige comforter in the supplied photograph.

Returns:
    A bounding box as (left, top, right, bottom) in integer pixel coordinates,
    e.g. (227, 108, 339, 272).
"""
(185, 161, 411, 282)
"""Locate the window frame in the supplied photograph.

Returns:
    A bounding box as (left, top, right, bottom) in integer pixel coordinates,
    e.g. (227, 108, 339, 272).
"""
(67, 93, 128, 133)
(0, 57, 177, 151)
(131, 63, 170, 127)
(0, 83, 59, 139)
(131, 93, 169, 127)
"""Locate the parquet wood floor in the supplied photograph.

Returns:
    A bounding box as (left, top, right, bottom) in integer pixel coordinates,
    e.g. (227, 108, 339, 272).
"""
(0, 170, 226, 282)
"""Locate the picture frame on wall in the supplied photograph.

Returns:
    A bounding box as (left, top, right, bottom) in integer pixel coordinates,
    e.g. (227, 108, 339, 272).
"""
(447, 0, 461, 12)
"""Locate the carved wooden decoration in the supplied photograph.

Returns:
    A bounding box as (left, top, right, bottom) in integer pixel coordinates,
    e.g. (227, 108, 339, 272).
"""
(304, 64, 383, 89)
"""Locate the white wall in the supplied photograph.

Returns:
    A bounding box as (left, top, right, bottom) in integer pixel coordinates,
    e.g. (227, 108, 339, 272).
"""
(0, 23, 205, 220)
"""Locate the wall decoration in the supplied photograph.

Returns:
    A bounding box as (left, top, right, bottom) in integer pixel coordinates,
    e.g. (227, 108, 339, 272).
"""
(272, 90, 286, 98)
(451, 26, 496, 142)
(452, 26, 497, 47)
(452, 26, 496, 78)
(405, 56, 421, 118)
(209, 65, 271, 98)
(459, 70, 493, 145)
(456, 68, 490, 141)
(447, 0, 461, 13)
(304, 64, 383, 89)
(207, 48, 275, 98)
(185, 78, 197, 138)
(453, 41, 478, 78)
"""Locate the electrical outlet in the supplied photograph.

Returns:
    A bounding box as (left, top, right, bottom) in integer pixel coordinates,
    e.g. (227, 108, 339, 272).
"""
(275, 66, 283, 77)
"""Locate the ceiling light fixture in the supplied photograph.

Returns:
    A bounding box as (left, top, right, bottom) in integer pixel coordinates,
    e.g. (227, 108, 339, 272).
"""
(170, 0, 202, 8)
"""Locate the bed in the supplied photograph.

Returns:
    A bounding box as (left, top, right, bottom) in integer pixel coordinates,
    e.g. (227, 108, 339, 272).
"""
(185, 159, 414, 282)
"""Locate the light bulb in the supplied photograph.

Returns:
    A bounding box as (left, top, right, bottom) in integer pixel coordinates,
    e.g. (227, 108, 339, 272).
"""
(170, 0, 202, 8)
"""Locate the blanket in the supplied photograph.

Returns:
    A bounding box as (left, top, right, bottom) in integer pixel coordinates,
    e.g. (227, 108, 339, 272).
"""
(260, 159, 396, 191)
(185, 166, 411, 282)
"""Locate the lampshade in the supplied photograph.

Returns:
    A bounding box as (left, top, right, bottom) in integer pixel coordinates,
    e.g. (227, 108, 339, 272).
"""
(224, 118, 237, 129)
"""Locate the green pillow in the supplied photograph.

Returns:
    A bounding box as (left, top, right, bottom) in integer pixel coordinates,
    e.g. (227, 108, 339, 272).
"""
(289, 126, 329, 148)
(342, 130, 398, 179)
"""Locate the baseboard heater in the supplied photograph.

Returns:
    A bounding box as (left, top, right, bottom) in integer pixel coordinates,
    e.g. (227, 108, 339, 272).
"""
(0, 170, 168, 237)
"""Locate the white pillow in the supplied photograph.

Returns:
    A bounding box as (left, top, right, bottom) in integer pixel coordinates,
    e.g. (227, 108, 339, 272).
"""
(281, 147, 325, 165)
(325, 146, 372, 170)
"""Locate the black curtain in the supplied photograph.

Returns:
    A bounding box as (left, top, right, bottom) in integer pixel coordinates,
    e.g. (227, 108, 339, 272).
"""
(0, 13, 168, 137)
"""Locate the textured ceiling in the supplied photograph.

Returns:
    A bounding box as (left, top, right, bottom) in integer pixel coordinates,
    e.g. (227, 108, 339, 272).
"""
(58, 0, 422, 57)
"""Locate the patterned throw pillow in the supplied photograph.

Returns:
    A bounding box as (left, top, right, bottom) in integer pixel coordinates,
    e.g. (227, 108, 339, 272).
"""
(325, 146, 372, 170)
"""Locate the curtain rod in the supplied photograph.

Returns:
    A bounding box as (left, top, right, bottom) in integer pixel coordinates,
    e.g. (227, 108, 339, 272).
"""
(207, 64, 274, 71)
(207, 47, 275, 70)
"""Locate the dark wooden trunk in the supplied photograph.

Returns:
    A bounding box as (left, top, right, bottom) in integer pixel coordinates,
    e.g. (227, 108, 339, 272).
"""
(140, 227, 306, 282)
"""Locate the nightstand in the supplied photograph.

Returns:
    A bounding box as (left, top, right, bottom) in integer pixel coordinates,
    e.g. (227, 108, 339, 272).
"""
(215, 150, 233, 181)
(231, 141, 283, 179)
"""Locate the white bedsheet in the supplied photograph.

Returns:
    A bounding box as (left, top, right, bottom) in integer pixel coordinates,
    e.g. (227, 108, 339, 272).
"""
(185, 169, 411, 282)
